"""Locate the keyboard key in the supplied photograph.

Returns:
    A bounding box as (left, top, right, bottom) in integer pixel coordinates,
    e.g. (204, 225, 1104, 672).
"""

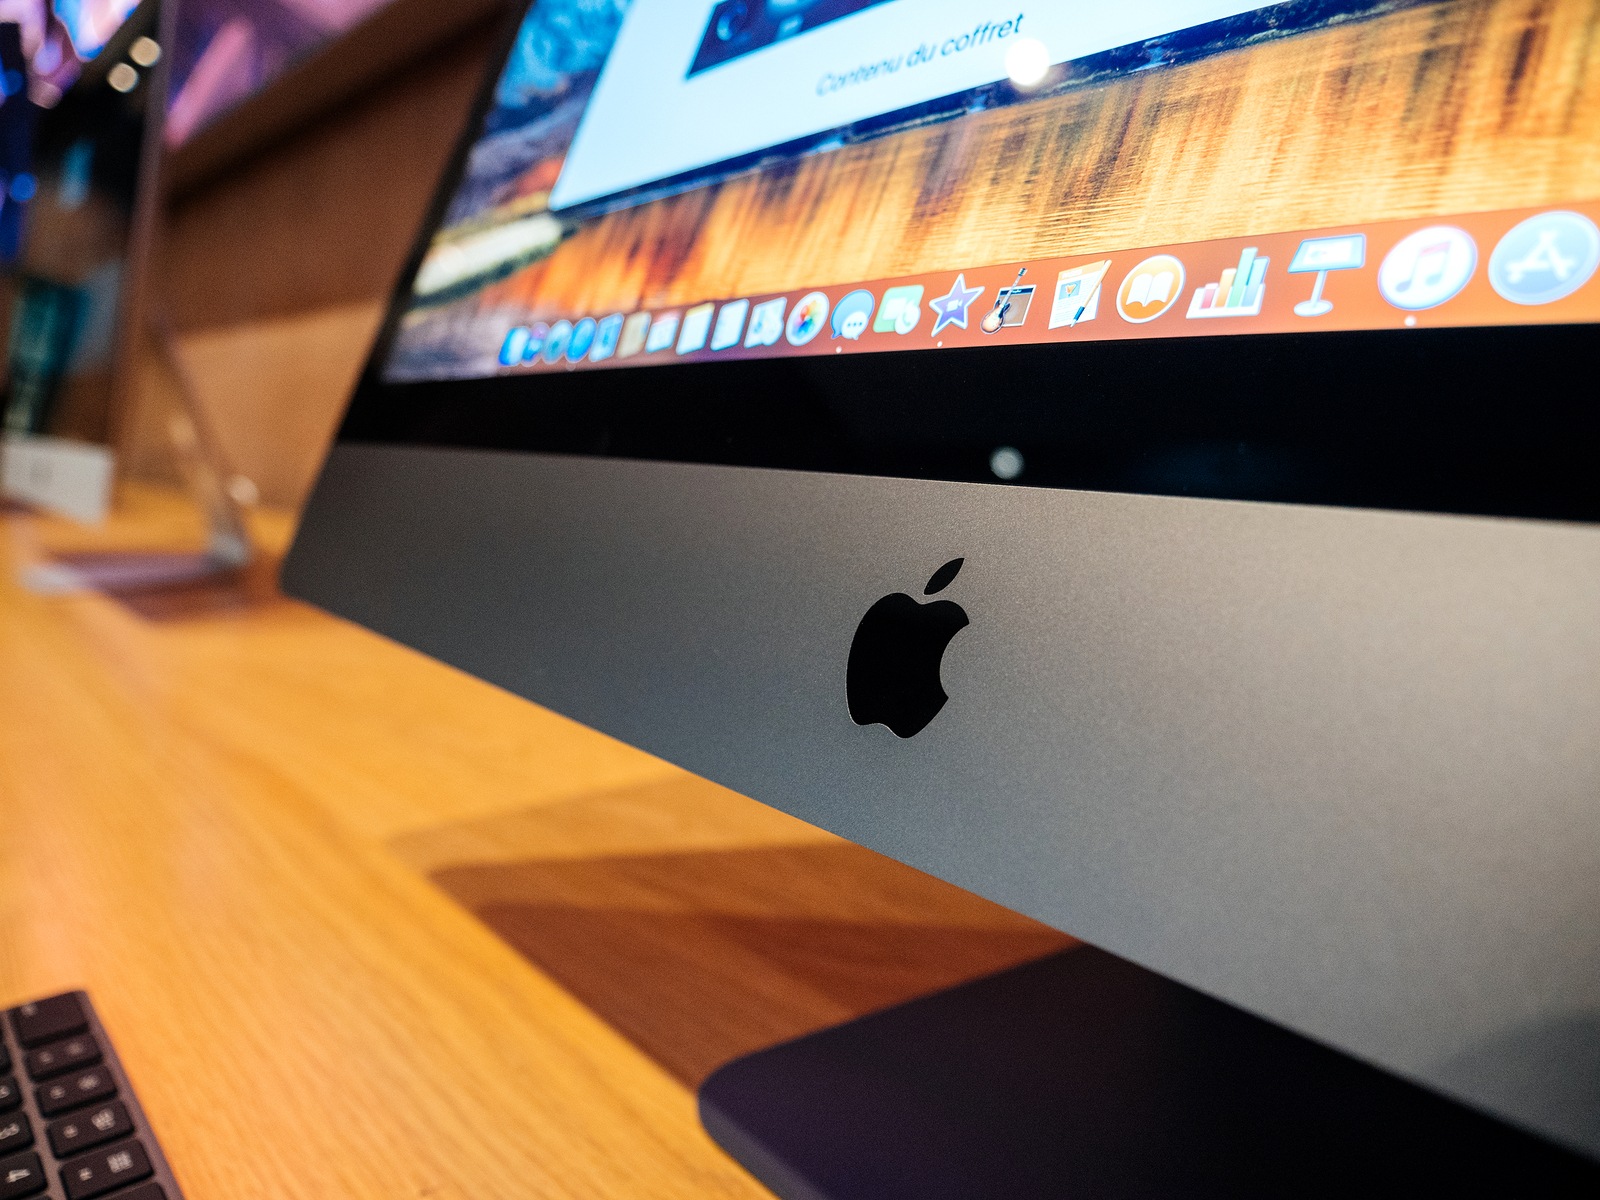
(0, 1118, 29, 1155)
(9, 996, 86, 1049)
(25, 1034, 100, 1082)
(0, 1150, 44, 1198)
(36, 1066, 115, 1117)
(48, 1103, 130, 1159)
(60, 1139, 151, 1200)
(0, 1045, 8, 1075)
(104, 1186, 164, 1200)
(0, 1081, 16, 1115)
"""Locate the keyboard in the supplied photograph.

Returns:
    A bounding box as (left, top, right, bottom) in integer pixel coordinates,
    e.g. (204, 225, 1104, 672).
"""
(0, 992, 182, 1200)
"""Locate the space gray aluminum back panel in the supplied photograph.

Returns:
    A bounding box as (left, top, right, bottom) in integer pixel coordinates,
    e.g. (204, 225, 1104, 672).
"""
(284, 441, 1600, 1157)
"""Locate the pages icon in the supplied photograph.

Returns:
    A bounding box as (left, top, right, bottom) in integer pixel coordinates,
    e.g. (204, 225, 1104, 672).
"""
(1049, 260, 1109, 328)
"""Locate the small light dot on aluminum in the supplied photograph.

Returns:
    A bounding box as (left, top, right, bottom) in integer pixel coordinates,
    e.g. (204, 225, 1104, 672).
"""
(990, 446, 1024, 480)
(107, 63, 139, 93)
(1004, 38, 1051, 89)
(129, 37, 162, 67)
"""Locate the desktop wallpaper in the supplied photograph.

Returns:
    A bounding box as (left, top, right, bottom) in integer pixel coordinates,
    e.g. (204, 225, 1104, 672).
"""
(383, 0, 1600, 381)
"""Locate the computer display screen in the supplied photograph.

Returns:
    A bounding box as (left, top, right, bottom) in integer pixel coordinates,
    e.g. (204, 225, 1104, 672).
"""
(382, 0, 1600, 384)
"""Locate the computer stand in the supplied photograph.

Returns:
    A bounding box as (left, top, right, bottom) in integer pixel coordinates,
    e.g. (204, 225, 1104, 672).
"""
(20, 313, 254, 597)
(699, 944, 1597, 1199)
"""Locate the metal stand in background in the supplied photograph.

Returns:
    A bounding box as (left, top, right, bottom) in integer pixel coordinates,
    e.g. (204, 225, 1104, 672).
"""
(149, 311, 253, 568)
(19, 312, 253, 596)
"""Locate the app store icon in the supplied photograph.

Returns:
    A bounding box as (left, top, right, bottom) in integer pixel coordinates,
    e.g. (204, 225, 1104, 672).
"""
(1489, 211, 1600, 306)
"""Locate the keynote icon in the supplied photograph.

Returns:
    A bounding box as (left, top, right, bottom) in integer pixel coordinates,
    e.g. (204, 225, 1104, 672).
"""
(786, 292, 830, 345)
(875, 285, 924, 334)
(832, 290, 876, 340)
(1287, 233, 1365, 316)
(1488, 211, 1600, 305)
(745, 297, 787, 347)
(1117, 255, 1185, 323)
(1378, 226, 1476, 311)
(929, 273, 984, 335)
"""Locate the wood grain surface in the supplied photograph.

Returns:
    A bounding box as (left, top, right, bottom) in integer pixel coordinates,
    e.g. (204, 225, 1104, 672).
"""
(465, 0, 1600, 319)
(1, 486, 1069, 1198)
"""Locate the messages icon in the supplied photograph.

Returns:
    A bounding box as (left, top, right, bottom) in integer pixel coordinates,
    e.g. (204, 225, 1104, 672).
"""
(832, 290, 875, 340)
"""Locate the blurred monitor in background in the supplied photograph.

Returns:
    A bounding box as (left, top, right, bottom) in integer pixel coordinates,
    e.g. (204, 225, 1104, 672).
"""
(0, 0, 158, 521)
(54, 0, 140, 60)
(0, 0, 132, 106)
(165, 0, 394, 145)
(0, 23, 36, 265)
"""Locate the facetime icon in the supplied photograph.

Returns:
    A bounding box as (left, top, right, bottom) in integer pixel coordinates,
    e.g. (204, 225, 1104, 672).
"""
(874, 285, 924, 334)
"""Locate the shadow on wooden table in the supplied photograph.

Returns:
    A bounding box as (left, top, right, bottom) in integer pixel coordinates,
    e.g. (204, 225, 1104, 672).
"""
(433, 841, 1074, 1087)
(26, 549, 286, 621)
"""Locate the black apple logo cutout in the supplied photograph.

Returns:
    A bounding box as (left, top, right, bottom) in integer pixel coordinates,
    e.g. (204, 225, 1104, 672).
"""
(846, 557, 970, 738)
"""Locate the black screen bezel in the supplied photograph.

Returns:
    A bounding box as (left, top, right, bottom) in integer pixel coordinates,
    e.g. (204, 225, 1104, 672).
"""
(331, 2, 1600, 526)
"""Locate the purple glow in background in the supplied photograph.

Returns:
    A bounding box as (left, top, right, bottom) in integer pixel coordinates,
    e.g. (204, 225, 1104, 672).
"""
(165, 0, 395, 144)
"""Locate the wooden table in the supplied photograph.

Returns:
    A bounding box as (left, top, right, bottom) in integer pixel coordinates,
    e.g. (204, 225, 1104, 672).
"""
(0, 486, 1067, 1198)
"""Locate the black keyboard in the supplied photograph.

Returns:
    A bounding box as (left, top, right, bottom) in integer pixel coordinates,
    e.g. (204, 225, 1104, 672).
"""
(0, 993, 182, 1200)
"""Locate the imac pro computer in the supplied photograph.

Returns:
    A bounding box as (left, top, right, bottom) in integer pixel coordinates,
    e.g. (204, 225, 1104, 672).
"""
(285, 0, 1600, 1192)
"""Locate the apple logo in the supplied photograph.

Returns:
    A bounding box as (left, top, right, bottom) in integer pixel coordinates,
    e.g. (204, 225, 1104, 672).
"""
(847, 557, 970, 738)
